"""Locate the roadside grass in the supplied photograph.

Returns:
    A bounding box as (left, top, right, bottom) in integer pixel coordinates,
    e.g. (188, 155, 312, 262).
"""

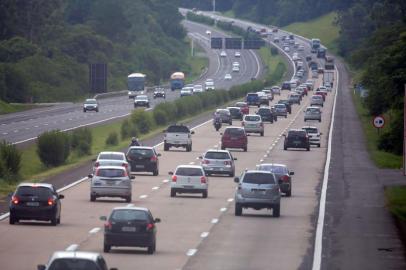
(222, 10, 235, 18)
(258, 47, 287, 82)
(282, 12, 339, 53)
(185, 40, 209, 84)
(385, 186, 406, 221)
(0, 100, 39, 114)
(352, 92, 402, 168)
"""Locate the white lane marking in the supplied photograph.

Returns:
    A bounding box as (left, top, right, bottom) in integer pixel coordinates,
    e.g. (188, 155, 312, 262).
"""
(263, 154, 267, 158)
(2, 132, 7, 135)
(189, 161, 195, 165)
(89, 227, 100, 234)
(66, 244, 79, 251)
(227, 198, 234, 202)
(152, 186, 160, 190)
(126, 203, 135, 207)
(162, 179, 169, 183)
(13, 130, 18, 133)
(249, 49, 262, 79)
(139, 194, 148, 199)
(260, 159, 264, 163)
(220, 207, 227, 212)
(312, 67, 339, 270)
(34, 125, 39, 128)
(211, 218, 219, 224)
(187, 249, 198, 256)
(200, 232, 209, 238)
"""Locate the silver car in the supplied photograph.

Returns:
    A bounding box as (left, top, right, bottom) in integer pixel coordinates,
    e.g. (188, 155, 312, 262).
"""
(304, 106, 322, 122)
(234, 170, 281, 217)
(243, 114, 264, 136)
(310, 95, 324, 107)
(89, 166, 134, 202)
(214, 109, 232, 125)
(199, 149, 237, 177)
(302, 126, 322, 147)
(169, 165, 208, 198)
(93, 151, 130, 174)
(274, 104, 288, 118)
(288, 93, 301, 104)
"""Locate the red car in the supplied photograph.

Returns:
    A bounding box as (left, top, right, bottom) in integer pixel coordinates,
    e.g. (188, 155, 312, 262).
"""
(221, 127, 248, 152)
(315, 91, 326, 101)
(235, 102, 249, 115)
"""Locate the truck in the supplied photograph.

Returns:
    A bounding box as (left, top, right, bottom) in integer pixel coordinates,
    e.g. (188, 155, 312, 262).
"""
(170, 72, 185, 91)
(127, 73, 146, 98)
(317, 47, 326, 58)
(324, 56, 335, 70)
(310, 38, 321, 53)
(323, 70, 334, 88)
(163, 124, 194, 152)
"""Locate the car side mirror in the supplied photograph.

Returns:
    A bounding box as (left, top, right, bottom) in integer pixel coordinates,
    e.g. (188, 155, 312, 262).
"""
(110, 268, 118, 270)
(168, 171, 174, 175)
(92, 158, 96, 162)
(58, 194, 64, 199)
(88, 174, 93, 178)
(154, 218, 161, 223)
(234, 177, 240, 183)
(320, 132, 323, 135)
(220, 133, 223, 135)
(157, 153, 162, 157)
(198, 156, 203, 159)
(100, 216, 107, 221)
(233, 158, 237, 161)
(191, 131, 195, 134)
(130, 176, 136, 179)
(289, 172, 294, 175)
(37, 265, 46, 270)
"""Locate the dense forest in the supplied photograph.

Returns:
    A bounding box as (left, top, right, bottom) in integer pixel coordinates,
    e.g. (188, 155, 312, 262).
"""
(0, 0, 188, 102)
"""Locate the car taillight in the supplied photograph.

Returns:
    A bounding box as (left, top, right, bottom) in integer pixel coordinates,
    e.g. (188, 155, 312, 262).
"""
(104, 221, 112, 230)
(146, 223, 154, 231)
(200, 176, 207, 184)
(122, 163, 128, 168)
(224, 161, 231, 165)
(202, 160, 210, 164)
(281, 175, 290, 182)
(150, 156, 158, 162)
(95, 162, 100, 167)
(172, 175, 177, 182)
(11, 196, 19, 205)
(47, 198, 55, 206)
(260, 122, 264, 127)
(123, 170, 128, 177)
(95, 169, 100, 176)
(242, 122, 245, 126)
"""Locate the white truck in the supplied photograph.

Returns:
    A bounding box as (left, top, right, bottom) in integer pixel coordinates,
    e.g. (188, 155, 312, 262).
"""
(323, 70, 334, 88)
(163, 124, 194, 152)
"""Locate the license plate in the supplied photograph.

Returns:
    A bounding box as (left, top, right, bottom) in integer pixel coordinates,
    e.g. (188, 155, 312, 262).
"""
(174, 141, 180, 144)
(121, 226, 136, 232)
(248, 124, 256, 128)
(135, 165, 144, 168)
(27, 202, 39, 206)
(294, 141, 301, 144)
(253, 190, 266, 195)
(183, 185, 194, 189)
(106, 181, 115, 185)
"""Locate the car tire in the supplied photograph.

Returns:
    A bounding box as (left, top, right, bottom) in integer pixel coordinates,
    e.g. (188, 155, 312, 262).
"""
(285, 115, 287, 118)
(57, 215, 61, 224)
(243, 147, 247, 152)
(125, 196, 132, 203)
(170, 189, 176, 197)
(147, 242, 156, 254)
(153, 169, 159, 176)
(229, 171, 235, 177)
(96, 109, 99, 112)
(319, 119, 321, 122)
(318, 144, 321, 148)
(9, 214, 16, 225)
(83, 109, 86, 113)
(284, 145, 288, 150)
(90, 195, 96, 202)
(104, 243, 111, 253)
(286, 188, 292, 197)
(51, 216, 58, 226)
(260, 132, 264, 137)
(164, 143, 169, 151)
(202, 190, 208, 198)
(307, 146, 310, 151)
(235, 203, 242, 216)
(273, 204, 280, 217)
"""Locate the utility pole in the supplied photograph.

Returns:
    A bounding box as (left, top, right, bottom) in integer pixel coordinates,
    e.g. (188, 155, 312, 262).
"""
(213, 0, 216, 13)
(191, 39, 194, 57)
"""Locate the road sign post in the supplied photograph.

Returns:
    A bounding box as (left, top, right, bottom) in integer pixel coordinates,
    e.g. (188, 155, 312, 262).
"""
(373, 115, 385, 135)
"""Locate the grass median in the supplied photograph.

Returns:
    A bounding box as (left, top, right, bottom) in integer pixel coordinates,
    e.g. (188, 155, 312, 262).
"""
(385, 186, 406, 221)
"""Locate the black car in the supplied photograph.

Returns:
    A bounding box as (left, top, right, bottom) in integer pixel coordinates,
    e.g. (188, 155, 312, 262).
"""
(283, 129, 310, 151)
(227, 107, 243, 120)
(259, 96, 269, 106)
(153, 88, 166, 99)
(278, 100, 292, 114)
(256, 107, 274, 123)
(126, 147, 160, 176)
(101, 206, 161, 254)
(257, 163, 294, 197)
(9, 183, 64, 225)
(281, 81, 291, 91)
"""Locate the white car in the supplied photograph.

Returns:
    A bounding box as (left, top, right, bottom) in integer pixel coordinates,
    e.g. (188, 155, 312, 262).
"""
(243, 114, 264, 136)
(232, 61, 240, 67)
(180, 87, 193, 97)
(232, 66, 240, 72)
(302, 126, 322, 147)
(284, 46, 290, 52)
(298, 45, 305, 51)
(224, 73, 232, 80)
(220, 51, 227, 57)
(206, 30, 211, 35)
(193, 84, 204, 93)
(169, 165, 208, 198)
(271, 86, 281, 95)
(205, 82, 215, 91)
(93, 151, 130, 174)
(234, 51, 241, 57)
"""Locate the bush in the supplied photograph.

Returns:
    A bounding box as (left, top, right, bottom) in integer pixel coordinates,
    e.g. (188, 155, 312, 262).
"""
(105, 132, 119, 146)
(153, 109, 168, 126)
(70, 128, 92, 156)
(37, 130, 70, 167)
(270, 47, 279, 55)
(121, 119, 138, 140)
(0, 140, 21, 180)
(130, 109, 154, 134)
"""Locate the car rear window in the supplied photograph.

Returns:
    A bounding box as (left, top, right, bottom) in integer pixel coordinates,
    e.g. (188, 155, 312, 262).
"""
(127, 148, 153, 158)
(85, 100, 97, 104)
(235, 102, 247, 107)
(216, 109, 229, 115)
(242, 173, 276, 185)
(99, 153, 123, 160)
(167, 125, 190, 133)
(228, 108, 240, 113)
(48, 259, 99, 270)
(303, 128, 318, 133)
(111, 209, 148, 221)
(245, 115, 260, 121)
(258, 165, 288, 174)
(247, 93, 258, 98)
(16, 186, 53, 199)
(175, 167, 203, 176)
(225, 128, 244, 136)
(205, 152, 230, 160)
(306, 108, 320, 113)
(312, 95, 322, 100)
(96, 169, 126, 177)
(288, 130, 307, 137)
(275, 104, 286, 109)
(258, 108, 270, 113)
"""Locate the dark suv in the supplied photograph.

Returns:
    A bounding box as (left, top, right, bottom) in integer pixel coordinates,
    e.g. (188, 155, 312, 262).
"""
(283, 129, 310, 151)
(278, 100, 292, 114)
(246, 93, 260, 107)
(9, 183, 64, 225)
(281, 81, 291, 91)
(221, 127, 248, 152)
(126, 147, 161, 176)
(256, 107, 274, 123)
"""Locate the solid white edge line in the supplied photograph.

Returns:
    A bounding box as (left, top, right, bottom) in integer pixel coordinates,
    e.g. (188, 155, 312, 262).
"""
(89, 227, 100, 234)
(65, 244, 79, 252)
(186, 249, 198, 256)
(312, 66, 339, 270)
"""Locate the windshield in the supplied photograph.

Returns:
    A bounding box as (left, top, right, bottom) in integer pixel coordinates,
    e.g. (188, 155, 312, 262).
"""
(85, 100, 97, 104)
(98, 153, 123, 161)
(111, 209, 148, 221)
(204, 152, 230, 160)
(48, 259, 99, 270)
(306, 108, 320, 113)
(225, 128, 244, 136)
(258, 109, 270, 114)
(242, 173, 276, 185)
(135, 96, 148, 100)
(175, 167, 203, 176)
(128, 77, 145, 91)
(303, 128, 318, 133)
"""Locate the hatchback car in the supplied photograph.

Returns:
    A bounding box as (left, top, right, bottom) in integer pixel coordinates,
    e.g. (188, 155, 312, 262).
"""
(277, 100, 292, 114)
(304, 106, 322, 122)
(126, 147, 161, 176)
(227, 107, 243, 120)
(180, 87, 193, 97)
(315, 91, 326, 101)
(9, 183, 64, 225)
(37, 251, 117, 270)
(234, 170, 281, 217)
(284, 129, 310, 151)
(234, 51, 241, 57)
(256, 107, 274, 123)
(274, 104, 288, 118)
(302, 126, 322, 147)
(310, 95, 324, 107)
(242, 115, 264, 136)
(93, 151, 130, 174)
(134, 95, 150, 108)
(221, 127, 248, 151)
(271, 86, 281, 95)
(169, 165, 208, 198)
(101, 206, 160, 254)
(83, 99, 99, 113)
(259, 96, 269, 106)
(89, 166, 134, 202)
(288, 93, 301, 105)
(153, 88, 166, 99)
(193, 84, 204, 93)
(257, 163, 294, 197)
(235, 102, 249, 115)
(214, 109, 232, 125)
(200, 149, 237, 177)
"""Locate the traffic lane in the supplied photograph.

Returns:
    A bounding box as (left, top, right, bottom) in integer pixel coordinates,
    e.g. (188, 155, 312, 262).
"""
(183, 75, 335, 270)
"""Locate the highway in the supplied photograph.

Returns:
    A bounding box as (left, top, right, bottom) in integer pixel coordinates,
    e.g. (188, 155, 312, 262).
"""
(0, 13, 341, 269)
(0, 20, 262, 146)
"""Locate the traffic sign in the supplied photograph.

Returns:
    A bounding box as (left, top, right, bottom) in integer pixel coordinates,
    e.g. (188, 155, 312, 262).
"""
(225, 38, 242, 49)
(373, 116, 385, 128)
(243, 39, 265, 49)
(211, 37, 223, 49)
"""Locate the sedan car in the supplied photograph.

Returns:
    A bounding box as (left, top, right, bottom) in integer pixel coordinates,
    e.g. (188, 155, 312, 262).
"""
(288, 93, 301, 105)
(89, 166, 134, 202)
(214, 109, 232, 125)
(200, 149, 237, 176)
(242, 114, 264, 136)
(101, 206, 160, 254)
(271, 86, 281, 95)
(227, 107, 243, 120)
(256, 107, 274, 123)
(153, 88, 166, 99)
(221, 127, 248, 151)
(134, 95, 150, 108)
(224, 73, 232, 80)
(302, 126, 322, 147)
(235, 102, 249, 115)
(180, 87, 193, 97)
(284, 129, 310, 151)
(232, 66, 240, 72)
(83, 99, 99, 113)
(37, 251, 117, 270)
(310, 95, 324, 107)
(93, 151, 130, 174)
(304, 106, 322, 122)
(9, 183, 64, 225)
(169, 165, 208, 198)
(193, 84, 204, 93)
(126, 147, 160, 176)
(256, 163, 294, 197)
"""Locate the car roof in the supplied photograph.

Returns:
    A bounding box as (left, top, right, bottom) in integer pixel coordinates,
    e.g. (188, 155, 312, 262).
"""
(224, 126, 244, 130)
(258, 163, 287, 168)
(112, 206, 149, 212)
(85, 99, 96, 102)
(50, 251, 100, 261)
(302, 126, 319, 130)
(227, 106, 239, 109)
(244, 170, 273, 174)
(205, 149, 230, 154)
(176, 165, 204, 169)
(17, 183, 54, 189)
(128, 146, 154, 150)
(95, 165, 127, 170)
(98, 151, 124, 155)
(307, 106, 321, 109)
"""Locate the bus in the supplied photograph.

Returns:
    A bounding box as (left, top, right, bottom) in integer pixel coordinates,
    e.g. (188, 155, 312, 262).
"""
(127, 73, 146, 98)
(310, 38, 320, 53)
